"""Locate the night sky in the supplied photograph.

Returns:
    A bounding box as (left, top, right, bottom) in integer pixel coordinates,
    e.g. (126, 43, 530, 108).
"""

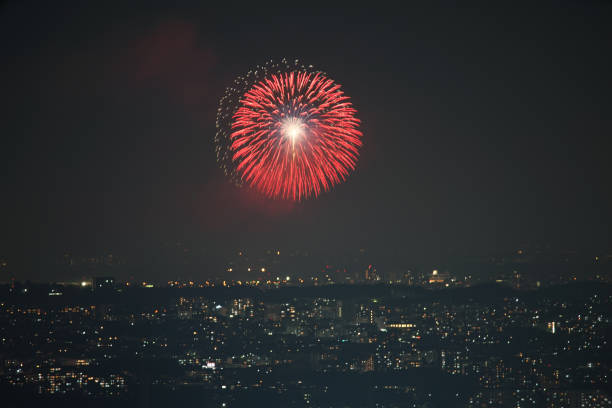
(2, 2, 611, 280)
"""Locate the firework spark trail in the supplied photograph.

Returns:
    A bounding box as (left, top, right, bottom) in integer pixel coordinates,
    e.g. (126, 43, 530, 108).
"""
(215, 60, 362, 200)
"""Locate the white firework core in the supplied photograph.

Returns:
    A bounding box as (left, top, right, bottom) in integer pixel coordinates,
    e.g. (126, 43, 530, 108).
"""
(281, 117, 305, 145)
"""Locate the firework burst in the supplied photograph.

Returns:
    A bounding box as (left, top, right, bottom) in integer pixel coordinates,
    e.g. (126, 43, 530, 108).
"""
(215, 59, 362, 200)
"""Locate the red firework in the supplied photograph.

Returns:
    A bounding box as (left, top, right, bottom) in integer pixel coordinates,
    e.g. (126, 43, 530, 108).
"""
(229, 71, 362, 200)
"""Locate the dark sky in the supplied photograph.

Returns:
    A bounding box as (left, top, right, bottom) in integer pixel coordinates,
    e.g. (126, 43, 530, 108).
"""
(2, 2, 611, 280)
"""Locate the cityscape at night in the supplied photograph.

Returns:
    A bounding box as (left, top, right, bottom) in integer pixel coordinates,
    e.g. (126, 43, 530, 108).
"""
(2, 2, 611, 407)
(1, 247, 611, 407)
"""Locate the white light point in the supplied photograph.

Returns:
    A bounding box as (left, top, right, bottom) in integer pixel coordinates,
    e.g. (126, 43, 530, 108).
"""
(281, 117, 304, 145)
